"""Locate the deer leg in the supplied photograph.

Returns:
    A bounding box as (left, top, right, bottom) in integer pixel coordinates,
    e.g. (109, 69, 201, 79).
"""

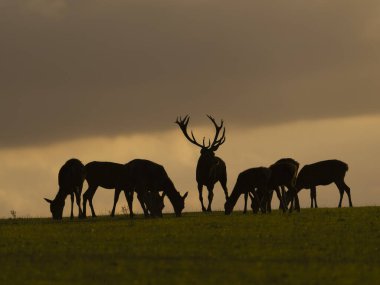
(124, 190, 134, 218)
(345, 184, 353, 207)
(83, 185, 98, 218)
(206, 186, 214, 212)
(312, 187, 318, 208)
(336, 180, 352, 207)
(198, 184, 207, 212)
(266, 189, 274, 213)
(290, 190, 300, 212)
(111, 188, 122, 217)
(281, 186, 287, 208)
(251, 192, 260, 214)
(259, 190, 270, 214)
(309, 187, 315, 208)
(295, 194, 300, 212)
(70, 193, 74, 219)
(275, 187, 286, 213)
(136, 190, 150, 218)
(243, 192, 248, 214)
(74, 187, 83, 218)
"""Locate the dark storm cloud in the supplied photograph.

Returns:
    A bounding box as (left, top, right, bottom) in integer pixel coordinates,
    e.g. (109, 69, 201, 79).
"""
(1, 0, 380, 147)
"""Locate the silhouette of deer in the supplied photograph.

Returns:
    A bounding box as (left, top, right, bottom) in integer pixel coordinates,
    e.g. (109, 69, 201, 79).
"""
(224, 167, 271, 215)
(144, 190, 166, 218)
(263, 158, 300, 212)
(176, 115, 228, 212)
(82, 161, 135, 218)
(125, 159, 188, 217)
(44, 158, 85, 219)
(290, 159, 353, 209)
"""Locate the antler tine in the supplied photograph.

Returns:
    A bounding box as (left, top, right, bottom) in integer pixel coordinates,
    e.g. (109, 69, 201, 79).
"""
(206, 114, 226, 151)
(175, 115, 204, 148)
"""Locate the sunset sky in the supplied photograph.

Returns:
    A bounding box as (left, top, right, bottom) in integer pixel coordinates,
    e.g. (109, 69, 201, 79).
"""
(1, 0, 379, 218)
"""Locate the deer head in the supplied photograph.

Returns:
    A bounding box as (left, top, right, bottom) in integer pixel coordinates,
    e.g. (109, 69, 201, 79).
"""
(175, 115, 226, 157)
(44, 198, 65, 220)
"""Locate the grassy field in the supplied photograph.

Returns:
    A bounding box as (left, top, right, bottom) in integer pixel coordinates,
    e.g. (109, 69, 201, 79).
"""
(1, 207, 380, 285)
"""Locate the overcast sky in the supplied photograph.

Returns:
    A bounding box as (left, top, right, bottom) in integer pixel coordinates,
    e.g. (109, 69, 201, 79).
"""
(0, 0, 379, 217)
(1, 0, 380, 147)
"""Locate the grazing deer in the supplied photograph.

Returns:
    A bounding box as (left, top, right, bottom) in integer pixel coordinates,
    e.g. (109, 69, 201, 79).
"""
(264, 158, 300, 212)
(144, 191, 166, 218)
(176, 115, 228, 212)
(292, 159, 353, 208)
(224, 167, 271, 215)
(125, 159, 188, 217)
(44, 158, 85, 219)
(82, 161, 134, 218)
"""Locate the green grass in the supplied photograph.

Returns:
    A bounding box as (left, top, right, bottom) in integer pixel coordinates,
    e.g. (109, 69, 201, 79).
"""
(1, 207, 380, 285)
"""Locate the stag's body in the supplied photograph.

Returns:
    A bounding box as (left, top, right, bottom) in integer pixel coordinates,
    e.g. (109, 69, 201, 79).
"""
(45, 158, 85, 219)
(176, 115, 228, 212)
(295, 159, 352, 208)
(125, 159, 188, 217)
(224, 167, 271, 215)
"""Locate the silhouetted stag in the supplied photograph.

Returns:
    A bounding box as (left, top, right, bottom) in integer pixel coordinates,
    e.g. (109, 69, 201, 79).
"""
(290, 159, 353, 209)
(224, 167, 271, 215)
(125, 159, 188, 217)
(176, 115, 228, 212)
(44, 158, 85, 219)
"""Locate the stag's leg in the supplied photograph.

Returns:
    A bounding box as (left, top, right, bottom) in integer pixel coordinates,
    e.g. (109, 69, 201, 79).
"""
(70, 193, 74, 219)
(74, 187, 83, 218)
(198, 184, 207, 212)
(111, 188, 122, 217)
(124, 190, 134, 218)
(206, 185, 214, 212)
(83, 185, 98, 218)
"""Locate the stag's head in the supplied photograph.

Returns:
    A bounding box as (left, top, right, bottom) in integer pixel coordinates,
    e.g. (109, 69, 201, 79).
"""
(44, 198, 65, 219)
(175, 115, 226, 158)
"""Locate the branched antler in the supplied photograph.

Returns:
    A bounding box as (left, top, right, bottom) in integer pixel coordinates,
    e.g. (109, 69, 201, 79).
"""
(176, 115, 226, 151)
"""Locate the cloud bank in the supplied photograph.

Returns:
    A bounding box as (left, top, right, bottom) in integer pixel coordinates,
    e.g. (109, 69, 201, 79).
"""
(1, 0, 380, 147)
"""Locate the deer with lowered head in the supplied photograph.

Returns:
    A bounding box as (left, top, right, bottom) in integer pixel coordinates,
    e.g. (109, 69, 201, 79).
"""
(176, 115, 228, 212)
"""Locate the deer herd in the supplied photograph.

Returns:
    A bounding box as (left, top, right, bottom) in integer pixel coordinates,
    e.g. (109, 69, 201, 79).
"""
(44, 115, 353, 220)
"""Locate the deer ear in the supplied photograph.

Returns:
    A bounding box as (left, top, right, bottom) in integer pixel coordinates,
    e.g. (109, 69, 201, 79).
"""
(44, 198, 53, 204)
(182, 192, 188, 199)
